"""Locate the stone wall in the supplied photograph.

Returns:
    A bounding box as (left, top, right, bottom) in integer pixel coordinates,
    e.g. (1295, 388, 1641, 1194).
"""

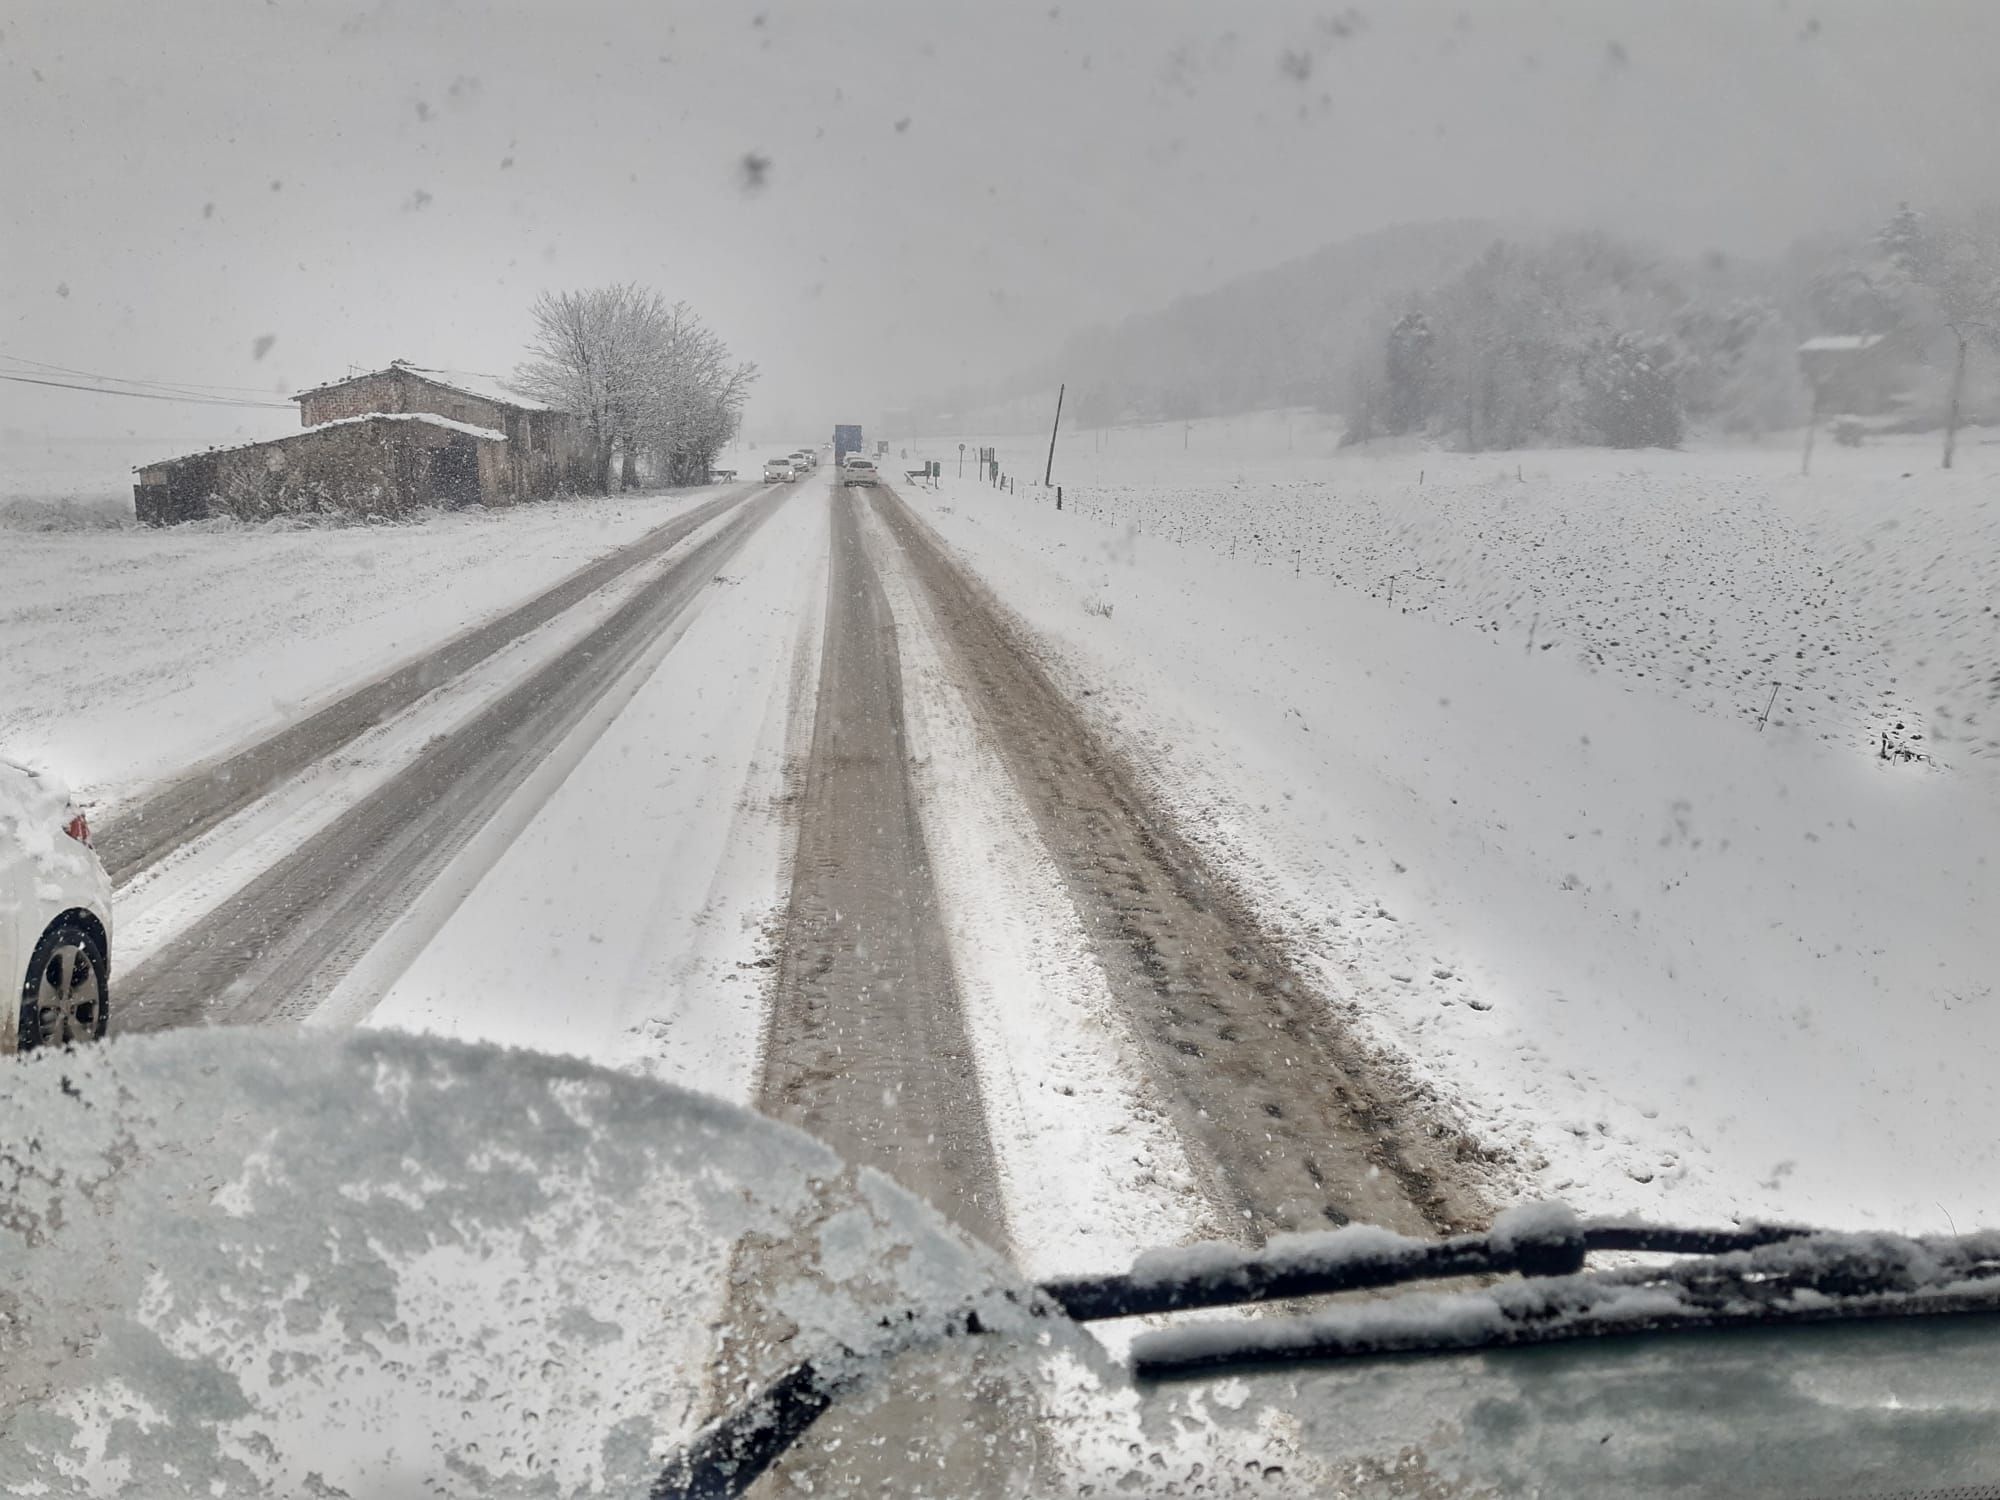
(296, 370, 583, 499)
(135, 418, 508, 525)
(298, 369, 509, 432)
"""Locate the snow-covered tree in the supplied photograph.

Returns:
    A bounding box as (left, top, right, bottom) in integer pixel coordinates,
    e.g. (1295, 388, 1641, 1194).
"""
(1580, 332, 1683, 447)
(1878, 204, 2000, 468)
(516, 285, 756, 493)
(1381, 310, 1436, 435)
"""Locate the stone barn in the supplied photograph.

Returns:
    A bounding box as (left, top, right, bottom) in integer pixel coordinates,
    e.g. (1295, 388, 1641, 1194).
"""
(134, 360, 584, 525)
(1797, 335, 1898, 416)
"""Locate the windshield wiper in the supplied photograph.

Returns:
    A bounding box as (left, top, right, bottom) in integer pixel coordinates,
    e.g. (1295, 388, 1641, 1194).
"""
(1038, 1202, 1813, 1321)
(647, 1206, 2000, 1499)
(1131, 1214, 2000, 1378)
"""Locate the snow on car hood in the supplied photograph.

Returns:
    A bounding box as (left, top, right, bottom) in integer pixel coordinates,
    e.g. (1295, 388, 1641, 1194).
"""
(0, 1029, 1040, 1496)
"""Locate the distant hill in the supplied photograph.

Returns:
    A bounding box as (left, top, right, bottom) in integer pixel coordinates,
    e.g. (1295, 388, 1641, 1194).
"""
(918, 220, 1504, 432)
(915, 215, 1928, 449)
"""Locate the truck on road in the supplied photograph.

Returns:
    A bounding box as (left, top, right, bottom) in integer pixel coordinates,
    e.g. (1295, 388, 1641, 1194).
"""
(833, 424, 863, 464)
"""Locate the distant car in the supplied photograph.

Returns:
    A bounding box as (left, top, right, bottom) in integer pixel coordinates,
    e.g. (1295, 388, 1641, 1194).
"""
(764, 457, 797, 482)
(790, 450, 815, 471)
(708, 468, 737, 483)
(1, 760, 112, 1053)
(842, 457, 879, 487)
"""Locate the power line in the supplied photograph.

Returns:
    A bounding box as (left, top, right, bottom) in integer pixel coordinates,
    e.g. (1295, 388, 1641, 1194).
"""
(0, 372, 295, 409)
(0, 352, 293, 400)
(0, 352, 290, 396)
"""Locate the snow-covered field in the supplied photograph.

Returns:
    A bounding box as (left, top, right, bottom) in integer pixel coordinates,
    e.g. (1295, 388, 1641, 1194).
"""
(0, 430, 198, 528)
(891, 419, 2000, 1235)
(0, 484, 733, 809)
(915, 413, 2000, 785)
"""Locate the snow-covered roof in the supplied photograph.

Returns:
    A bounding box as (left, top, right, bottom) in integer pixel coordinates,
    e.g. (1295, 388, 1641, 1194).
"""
(397, 365, 558, 412)
(312, 410, 507, 442)
(291, 362, 556, 412)
(139, 411, 504, 471)
(1797, 334, 1886, 353)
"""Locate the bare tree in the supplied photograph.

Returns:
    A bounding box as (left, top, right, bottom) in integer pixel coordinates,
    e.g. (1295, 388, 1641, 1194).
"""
(517, 288, 612, 492)
(517, 287, 756, 494)
(637, 301, 757, 485)
(1880, 204, 2000, 469)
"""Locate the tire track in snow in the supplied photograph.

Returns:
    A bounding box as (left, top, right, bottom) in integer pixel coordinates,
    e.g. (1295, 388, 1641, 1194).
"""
(851, 494, 1215, 1280)
(96, 484, 763, 884)
(754, 485, 1009, 1252)
(115, 488, 789, 1032)
(111, 502, 752, 976)
(867, 483, 1488, 1239)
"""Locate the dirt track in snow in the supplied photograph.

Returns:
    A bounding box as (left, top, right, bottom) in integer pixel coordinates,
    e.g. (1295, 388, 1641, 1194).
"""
(755, 487, 1010, 1253)
(861, 483, 1487, 1238)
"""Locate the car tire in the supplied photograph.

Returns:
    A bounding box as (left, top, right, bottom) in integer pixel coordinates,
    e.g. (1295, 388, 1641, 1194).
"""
(18, 917, 109, 1052)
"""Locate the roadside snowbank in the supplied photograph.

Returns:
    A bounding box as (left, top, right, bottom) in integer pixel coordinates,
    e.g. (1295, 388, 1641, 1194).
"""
(0, 486, 733, 808)
(896, 459, 2000, 1235)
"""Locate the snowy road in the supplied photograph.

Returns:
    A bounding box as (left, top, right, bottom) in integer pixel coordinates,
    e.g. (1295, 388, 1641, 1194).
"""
(96, 485, 758, 884)
(116, 486, 789, 1031)
(756, 485, 1010, 1251)
(92, 466, 1500, 1288)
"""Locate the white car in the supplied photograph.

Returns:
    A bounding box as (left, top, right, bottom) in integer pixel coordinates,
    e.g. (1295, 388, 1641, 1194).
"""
(763, 457, 797, 482)
(841, 456, 879, 487)
(1, 760, 113, 1053)
(789, 450, 815, 472)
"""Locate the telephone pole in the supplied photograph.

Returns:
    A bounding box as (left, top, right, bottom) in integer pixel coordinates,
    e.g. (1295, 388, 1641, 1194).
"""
(1043, 383, 1065, 487)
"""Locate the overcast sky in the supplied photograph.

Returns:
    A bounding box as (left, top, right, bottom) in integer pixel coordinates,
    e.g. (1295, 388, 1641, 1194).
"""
(5, 0, 1999, 450)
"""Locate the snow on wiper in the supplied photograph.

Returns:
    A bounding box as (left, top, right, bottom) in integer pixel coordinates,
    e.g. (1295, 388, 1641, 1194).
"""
(651, 1207, 2000, 1498)
(1042, 1201, 1813, 1321)
(1131, 1218, 2000, 1379)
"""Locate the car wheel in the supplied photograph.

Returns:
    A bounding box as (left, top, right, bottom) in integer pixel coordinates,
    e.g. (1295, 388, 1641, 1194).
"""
(19, 918, 109, 1052)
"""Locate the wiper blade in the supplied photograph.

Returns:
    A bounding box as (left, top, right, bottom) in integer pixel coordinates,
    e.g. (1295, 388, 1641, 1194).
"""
(1041, 1202, 1813, 1322)
(651, 1356, 848, 1500)
(647, 1208, 1994, 1499)
(1131, 1225, 2000, 1379)
(651, 1299, 1017, 1500)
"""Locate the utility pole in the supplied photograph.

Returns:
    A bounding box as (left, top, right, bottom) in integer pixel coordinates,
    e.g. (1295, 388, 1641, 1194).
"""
(1043, 383, 1065, 487)
(958, 441, 965, 480)
(1801, 384, 1821, 477)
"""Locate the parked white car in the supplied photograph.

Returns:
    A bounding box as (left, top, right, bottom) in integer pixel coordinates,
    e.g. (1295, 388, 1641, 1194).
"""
(1, 760, 113, 1053)
(763, 457, 797, 482)
(841, 456, 879, 487)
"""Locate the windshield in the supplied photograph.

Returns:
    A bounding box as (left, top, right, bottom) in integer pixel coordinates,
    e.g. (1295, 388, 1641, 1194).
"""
(4, 2, 1999, 1494)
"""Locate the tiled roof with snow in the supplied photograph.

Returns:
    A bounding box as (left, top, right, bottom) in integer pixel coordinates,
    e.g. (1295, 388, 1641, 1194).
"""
(291, 363, 556, 412)
(1797, 334, 1886, 353)
(398, 366, 558, 412)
